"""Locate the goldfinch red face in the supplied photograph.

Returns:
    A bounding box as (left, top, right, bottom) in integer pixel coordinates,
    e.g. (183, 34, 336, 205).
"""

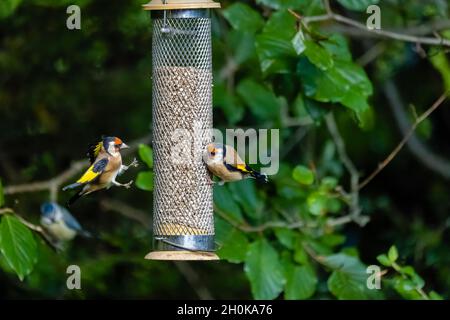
(102, 136, 128, 155)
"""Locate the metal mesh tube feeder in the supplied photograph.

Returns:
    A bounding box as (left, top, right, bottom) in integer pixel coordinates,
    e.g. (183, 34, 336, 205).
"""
(144, 0, 220, 261)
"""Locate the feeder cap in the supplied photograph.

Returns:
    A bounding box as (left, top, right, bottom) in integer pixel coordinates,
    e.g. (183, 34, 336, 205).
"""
(143, 0, 221, 10)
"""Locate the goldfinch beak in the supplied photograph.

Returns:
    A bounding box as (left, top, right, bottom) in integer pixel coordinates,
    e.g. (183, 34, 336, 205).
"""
(121, 143, 129, 149)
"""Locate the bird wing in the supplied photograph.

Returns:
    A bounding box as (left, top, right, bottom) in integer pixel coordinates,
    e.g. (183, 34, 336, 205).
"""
(223, 145, 253, 174)
(76, 158, 108, 184)
(224, 162, 253, 174)
(60, 206, 83, 232)
(87, 141, 103, 164)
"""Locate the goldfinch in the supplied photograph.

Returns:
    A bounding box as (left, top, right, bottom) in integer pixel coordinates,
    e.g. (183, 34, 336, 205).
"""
(203, 143, 268, 185)
(62, 136, 138, 206)
(40, 202, 91, 242)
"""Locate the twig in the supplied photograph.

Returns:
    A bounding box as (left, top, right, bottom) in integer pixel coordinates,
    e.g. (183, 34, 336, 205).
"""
(214, 205, 357, 233)
(289, 9, 450, 47)
(356, 42, 387, 66)
(382, 81, 450, 180)
(99, 198, 151, 228)
(325, 113, 368, 226)
(359, 91, 449, 189)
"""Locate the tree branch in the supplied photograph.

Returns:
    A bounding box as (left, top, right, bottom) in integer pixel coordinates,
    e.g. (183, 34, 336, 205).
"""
(99, 198, 151, 228)
(325, 113, 368, 226)
(289, 9, 450, 47)
(359, 91, 449, 189)
(383, 81, 450, 179)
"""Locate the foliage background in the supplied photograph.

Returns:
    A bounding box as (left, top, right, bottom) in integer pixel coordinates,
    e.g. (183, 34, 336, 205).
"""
(1, 0, 450, 299)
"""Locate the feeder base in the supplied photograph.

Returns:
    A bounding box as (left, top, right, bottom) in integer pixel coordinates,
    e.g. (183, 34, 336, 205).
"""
(145, 250, 219, 261)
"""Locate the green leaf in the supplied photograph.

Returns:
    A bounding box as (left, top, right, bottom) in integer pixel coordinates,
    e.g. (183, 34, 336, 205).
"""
(255, 0, 305, 10)
(429, 291, 444, 300)
(320, 176, 338, 191)
(430, 51, 450, 91)
(274, 228, 298, 250)
(0, 215, 38, 281)
(303, 40, 334, 71)
(136, 171, 153, 191)
(377, 254, 392, 267)
(285, 265, 318, 299)
(307, 192, 328, 216)
(325, 253, 379, 300)
(237, 78, 280, 120)
(321, 34, 353, 62)
(393, 277, 422, 300)
(0, 0, 22, 19)
(0, 178, 4, 207)
(292, 165, 314, 185)
(228, 31, 257, 65)
(256, 35, 296, 74)
(244, 239, 285, 300)
(222, 3, 264, 34)
(214, 185, 244, 223)
(255, 10, 297, 74)
(228, 180, 264, 221)
(213, 82, 245, 124)
(336, 0, 379, 12)
(298, 58, 373, 122)
(138, 144, 153, 168)
(401, 266, 424, 289)
(388, 245, 399, 262)
(215, 217, 249, 263)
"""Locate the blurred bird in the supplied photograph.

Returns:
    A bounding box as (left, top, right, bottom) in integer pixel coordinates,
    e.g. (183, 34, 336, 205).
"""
(203, 143, 268, 185)
(62, 136, 138, 206)
(40, 202, 91, 242)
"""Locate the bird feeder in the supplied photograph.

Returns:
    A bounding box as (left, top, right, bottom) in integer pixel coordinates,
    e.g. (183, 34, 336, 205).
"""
(143, 0, 220, 260)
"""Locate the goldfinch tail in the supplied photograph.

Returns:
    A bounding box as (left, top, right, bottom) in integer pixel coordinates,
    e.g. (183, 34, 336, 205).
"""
(250, 170, 268, 183)
(62, 183, 82, 191)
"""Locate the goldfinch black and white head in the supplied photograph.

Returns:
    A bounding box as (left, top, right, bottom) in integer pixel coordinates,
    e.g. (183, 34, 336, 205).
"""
(63, 136, 138, 206)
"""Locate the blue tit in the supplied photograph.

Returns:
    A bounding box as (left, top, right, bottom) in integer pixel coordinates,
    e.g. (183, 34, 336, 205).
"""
(40, 202, 91, 242)
(203, 143, 268, 185)
(62, 136, 138, 206)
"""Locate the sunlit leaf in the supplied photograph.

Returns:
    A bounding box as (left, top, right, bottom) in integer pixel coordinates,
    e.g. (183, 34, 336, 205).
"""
(388, 245, 399, 262)
(138, 144, 153, 168)
(292, 165, 314, 185)
(136, 171, 153, 191)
